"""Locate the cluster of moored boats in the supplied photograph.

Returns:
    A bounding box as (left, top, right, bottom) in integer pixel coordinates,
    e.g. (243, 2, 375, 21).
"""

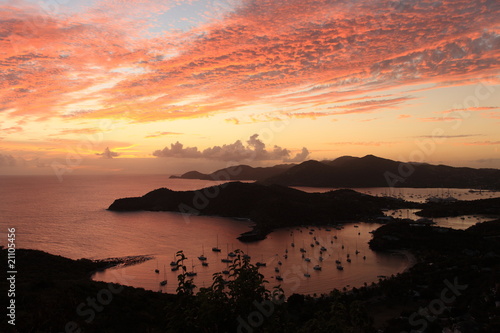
(283, 225, 366, 280)
(154, 224, 368, 287)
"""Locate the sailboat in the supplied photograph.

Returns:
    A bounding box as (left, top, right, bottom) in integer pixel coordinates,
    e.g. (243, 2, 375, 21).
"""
(159, 265, 167, 286)
(222, 261, 230, 275)
(212, 235, 221, 252)
(198, 245, 207, 261)
(335, 251, 341, 265)
(155, 259, 160, 274)
(300, 240, 306, 253)
(186, 260, 197, 277)
(304, 262, 311, 277)
(256, 254, 266, 267)
(243, 244, 251, 260)
(169, 254, 177, 266)
(228, 243, 236, 257)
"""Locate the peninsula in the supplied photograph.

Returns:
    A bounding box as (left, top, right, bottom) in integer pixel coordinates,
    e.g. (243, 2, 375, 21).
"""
(108, 182, 417, 240)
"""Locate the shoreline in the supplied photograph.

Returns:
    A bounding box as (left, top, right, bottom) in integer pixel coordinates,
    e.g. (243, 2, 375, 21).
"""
(388, 249, 418, 272)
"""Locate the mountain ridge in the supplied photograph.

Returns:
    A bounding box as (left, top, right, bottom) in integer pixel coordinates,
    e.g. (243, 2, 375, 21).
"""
(170, 155, 500, 190)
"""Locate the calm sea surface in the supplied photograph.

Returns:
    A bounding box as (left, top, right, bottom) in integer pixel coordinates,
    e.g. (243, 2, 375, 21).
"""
(1, 175, 498, 296)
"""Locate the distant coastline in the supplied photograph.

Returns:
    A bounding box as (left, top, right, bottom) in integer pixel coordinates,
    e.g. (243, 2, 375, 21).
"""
(108, 181, 500, 241)
(170, 155, 500, 190)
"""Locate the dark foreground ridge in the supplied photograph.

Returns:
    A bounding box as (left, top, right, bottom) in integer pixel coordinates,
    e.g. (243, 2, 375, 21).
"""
(2, 220, 499, 332)
(171, 154, 500, 190)
(108, 182, 416, 241)
(0, 249, 171, 333)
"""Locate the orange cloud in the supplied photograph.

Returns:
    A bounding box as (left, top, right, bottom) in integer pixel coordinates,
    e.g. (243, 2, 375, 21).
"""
(53, 128, 103, 136)
(454, 141, 500, 146)
(145, 131, 183, 138)
(0, 0, 498, 125)
(481, 111, 500, 119)
(439, 106, 500, 114)
(398, 114, 412, 119)
(328, 141, 400, 146)
(1, 126, 23, 134)
(418, 117, 460, 122)
(358, 118, 379, 122)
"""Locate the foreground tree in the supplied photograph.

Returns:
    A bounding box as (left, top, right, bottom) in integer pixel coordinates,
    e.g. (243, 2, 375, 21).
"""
(166, 250, 284, 332)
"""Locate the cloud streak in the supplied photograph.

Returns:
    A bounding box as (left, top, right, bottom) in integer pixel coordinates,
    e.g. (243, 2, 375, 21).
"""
(145, 131, 183, 138)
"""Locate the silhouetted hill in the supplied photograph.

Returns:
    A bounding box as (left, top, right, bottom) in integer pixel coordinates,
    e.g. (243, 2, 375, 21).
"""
(262, 155, 500, 189)
(369, 219, 500, 255)
(170, 163, 294, 181)
(108, 182, 415, 240)
(0, 248, 172, 332)
(416, 197, 500, 217)
(169, 155, 500, 189)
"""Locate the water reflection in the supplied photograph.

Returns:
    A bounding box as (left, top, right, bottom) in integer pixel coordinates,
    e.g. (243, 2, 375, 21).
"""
(93, 222, 409, 296)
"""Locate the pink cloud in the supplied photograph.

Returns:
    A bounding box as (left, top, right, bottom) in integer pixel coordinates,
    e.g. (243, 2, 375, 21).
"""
(0, 0, 498, 124)
(418, 117, 460, 122)
(398, 114, 412, 119)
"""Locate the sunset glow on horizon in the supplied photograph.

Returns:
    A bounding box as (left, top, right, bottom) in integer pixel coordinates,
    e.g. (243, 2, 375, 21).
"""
(1, 0, 499, 175)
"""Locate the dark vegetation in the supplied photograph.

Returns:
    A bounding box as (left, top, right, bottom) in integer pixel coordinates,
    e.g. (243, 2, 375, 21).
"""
(172, 155, 500, 190)
(416, 196, 500, 217)
(366, 220, 500, 332)
(0, 249, 172, 333)
(2, 220, 499, 332)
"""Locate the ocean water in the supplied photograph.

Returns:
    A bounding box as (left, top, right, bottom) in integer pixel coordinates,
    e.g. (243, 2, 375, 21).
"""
(1, 175, 497, 296)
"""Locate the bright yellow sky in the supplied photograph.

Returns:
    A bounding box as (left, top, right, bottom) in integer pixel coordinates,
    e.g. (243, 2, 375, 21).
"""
(1, 0, 499, 175)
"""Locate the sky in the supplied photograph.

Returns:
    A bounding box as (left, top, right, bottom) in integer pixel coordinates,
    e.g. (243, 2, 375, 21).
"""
(0, 0, 499, 176)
